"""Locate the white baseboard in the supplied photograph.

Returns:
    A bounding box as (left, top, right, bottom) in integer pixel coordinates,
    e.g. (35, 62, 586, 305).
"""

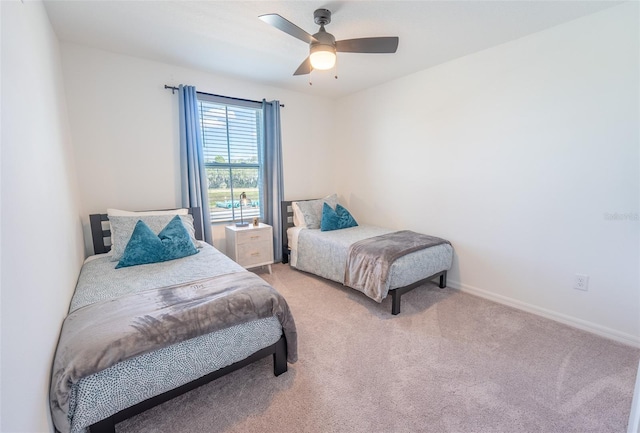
(447, 279, 640, 348)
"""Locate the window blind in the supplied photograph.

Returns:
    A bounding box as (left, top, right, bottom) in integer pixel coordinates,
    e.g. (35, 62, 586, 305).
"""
(197, 98, 263, 223)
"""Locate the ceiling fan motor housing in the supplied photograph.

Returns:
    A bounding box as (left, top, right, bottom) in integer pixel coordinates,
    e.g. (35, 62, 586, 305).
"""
(311, 27, 336, 51)
(312, 8, 336, 52)
(313, 8, 331, 26)
(309, 25, 336, 70)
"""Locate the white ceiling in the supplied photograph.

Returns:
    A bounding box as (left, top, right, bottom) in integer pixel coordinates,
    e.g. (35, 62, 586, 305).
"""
(43, 0, 620, 99)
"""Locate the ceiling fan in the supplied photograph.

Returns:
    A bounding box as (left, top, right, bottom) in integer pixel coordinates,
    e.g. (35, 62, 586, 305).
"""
(259, 8, 399, 76)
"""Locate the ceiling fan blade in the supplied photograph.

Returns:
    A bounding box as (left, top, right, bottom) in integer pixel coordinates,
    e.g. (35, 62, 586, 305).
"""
(336, 37, 399, 53)
(259, 14, 318, 44)
(293, 57, 313, 76)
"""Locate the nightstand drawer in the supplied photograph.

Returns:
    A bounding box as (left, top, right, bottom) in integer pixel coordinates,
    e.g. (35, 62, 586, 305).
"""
(236, 229, 271, 245)
(237, 240, 272, 267)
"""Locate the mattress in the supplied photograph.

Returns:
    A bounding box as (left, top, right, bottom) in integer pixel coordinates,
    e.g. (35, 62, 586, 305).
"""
(65, 244, 282, 432)
(289, 225, 453, 301)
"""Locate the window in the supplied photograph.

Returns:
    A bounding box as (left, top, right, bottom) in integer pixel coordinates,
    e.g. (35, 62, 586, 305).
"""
(197, 95, 263, 224)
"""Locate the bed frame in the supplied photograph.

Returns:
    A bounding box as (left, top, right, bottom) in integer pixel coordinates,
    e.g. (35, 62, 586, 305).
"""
(90, 337, 287, 433)
(86, 207, 288, 433)
(280, 200, 447, 315)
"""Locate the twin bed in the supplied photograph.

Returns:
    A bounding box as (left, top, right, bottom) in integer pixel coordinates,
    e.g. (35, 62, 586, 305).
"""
(50, 208, 297, 433)
(281, 197, 454, 315)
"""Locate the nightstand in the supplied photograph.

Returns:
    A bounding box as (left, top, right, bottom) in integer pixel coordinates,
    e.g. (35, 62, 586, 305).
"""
(225, 223, 274, 274)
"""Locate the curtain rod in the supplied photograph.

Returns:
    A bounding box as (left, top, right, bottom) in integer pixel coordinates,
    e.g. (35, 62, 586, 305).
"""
(164, 85, 284, 108)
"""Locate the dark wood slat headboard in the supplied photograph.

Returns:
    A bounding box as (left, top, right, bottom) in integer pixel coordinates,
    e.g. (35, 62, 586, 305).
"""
(89, 213, 111, 254)
(89, 207, 203, 255)
(280, 199, 320, 264)
(280, 201, 294, 263)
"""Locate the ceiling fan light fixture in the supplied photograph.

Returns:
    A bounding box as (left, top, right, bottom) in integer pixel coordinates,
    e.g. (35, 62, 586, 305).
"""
(309, 44, 336, 70)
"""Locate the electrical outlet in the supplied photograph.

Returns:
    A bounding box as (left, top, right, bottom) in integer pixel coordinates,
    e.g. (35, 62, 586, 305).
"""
(574, 274, 589, 291)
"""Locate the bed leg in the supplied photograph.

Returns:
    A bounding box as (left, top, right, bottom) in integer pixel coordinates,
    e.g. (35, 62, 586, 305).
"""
(391, 290, 401, 315)
(89, 416, 115, 433)
(273, 336, 288, 376)
(439, 271, 447, 289)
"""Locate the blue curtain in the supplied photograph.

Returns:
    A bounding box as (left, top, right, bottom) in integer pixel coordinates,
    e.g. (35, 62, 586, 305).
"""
(262, 100, 284, 262)
(179, 85, 213, 244)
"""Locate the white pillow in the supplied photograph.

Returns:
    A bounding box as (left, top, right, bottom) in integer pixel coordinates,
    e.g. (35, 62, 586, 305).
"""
(292, 202, 306, 228)
(293, 194, 338, 229)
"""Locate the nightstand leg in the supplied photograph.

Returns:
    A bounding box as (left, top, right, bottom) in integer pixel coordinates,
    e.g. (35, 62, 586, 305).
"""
(267, 264, 272, 274)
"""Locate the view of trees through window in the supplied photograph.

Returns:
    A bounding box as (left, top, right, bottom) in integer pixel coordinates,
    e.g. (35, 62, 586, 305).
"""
(198, 98, 263, 223)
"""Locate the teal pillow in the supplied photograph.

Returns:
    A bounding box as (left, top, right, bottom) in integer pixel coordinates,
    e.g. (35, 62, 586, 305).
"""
(116, 215, 198, 269)
(320, 203, 358, 232)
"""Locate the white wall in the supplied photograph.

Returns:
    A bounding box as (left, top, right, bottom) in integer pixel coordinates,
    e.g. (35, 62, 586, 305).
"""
(60, 44, 336, 254)
(1, 1, 85, 432)
(334, 3, 639, 345)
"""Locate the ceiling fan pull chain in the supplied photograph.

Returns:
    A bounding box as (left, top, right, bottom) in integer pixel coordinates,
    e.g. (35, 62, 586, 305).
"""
(334, 56, 338, 80)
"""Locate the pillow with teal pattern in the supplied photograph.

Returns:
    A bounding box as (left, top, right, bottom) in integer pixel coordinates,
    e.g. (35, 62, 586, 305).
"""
(116, 215, 198, 269)
(320, 203, 358, 232)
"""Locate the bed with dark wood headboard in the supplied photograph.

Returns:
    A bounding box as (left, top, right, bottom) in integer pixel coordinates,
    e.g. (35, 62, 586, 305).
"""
(89, 207, 204, 254)
(51, 208, 297, 433)
(281, 198, 452, 315)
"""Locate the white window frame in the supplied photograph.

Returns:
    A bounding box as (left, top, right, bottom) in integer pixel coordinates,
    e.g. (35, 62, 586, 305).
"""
(196, 94, 264, 224)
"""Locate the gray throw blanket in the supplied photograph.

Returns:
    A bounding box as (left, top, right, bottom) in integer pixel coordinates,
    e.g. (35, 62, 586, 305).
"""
(50, 271, 297, 433)
(344, 230, 451, 302)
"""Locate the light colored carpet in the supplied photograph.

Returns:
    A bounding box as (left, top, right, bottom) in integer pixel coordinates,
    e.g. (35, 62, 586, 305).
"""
(117, 263, 640, 433)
